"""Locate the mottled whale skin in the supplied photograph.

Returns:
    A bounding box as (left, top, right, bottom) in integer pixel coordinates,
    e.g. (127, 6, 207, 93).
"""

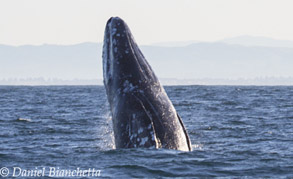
(102, 17, 191, 151)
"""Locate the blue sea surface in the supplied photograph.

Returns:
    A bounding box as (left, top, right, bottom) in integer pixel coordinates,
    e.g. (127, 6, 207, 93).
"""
(0, 85, 292, 178)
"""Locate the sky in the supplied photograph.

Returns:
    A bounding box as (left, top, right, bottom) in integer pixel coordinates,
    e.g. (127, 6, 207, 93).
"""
(1, 0, 293, 46)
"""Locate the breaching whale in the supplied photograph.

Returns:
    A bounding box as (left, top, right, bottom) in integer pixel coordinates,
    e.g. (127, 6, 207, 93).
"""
(102, 17, 192, 151)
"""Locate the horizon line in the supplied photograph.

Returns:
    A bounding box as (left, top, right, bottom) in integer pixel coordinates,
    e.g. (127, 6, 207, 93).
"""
(0, 77, 293, 86)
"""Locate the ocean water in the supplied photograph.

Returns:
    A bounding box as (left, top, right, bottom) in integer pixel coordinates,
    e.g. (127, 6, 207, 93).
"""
(0, 85, 292, 178)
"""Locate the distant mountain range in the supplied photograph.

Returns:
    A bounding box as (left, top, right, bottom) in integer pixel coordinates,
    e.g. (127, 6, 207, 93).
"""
(220, 35, 293, 48)
(0, 42, 103, 80)
(151, 40, 199, 47)
(151, 35, 293, 48)
(1, 36, 293, 85)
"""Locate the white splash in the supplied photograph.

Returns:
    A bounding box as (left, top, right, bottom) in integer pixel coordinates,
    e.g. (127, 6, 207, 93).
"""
(17, 118, 32, 122)
(97, 111, 115, 150)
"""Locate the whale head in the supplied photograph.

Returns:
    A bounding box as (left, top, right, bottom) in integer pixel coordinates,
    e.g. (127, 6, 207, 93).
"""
(102, 17, 159, 106)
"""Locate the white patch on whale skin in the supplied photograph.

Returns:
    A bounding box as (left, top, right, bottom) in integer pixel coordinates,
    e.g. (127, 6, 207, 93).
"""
(123, 80, 136, 93)
(151, 133, 155, 141)
(116, 33, 120, 36)
(111, 28, 117, 36)
(138, 128, 143, 134)
(113, 39, 117, 45)
(125, 49, 129, 54)
(114, 47, 117, 53)
(140, 137, 149, 146)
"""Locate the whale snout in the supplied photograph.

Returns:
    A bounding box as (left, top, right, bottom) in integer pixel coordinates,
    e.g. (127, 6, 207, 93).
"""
(106, 17, 127, 32)
(107, 17, 124, 24)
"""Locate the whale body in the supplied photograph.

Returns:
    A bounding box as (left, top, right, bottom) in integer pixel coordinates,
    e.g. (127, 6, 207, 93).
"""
(102, 17, 191, 151)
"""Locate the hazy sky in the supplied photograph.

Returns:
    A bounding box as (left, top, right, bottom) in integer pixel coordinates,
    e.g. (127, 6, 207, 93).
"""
(1, 0, 293, 46)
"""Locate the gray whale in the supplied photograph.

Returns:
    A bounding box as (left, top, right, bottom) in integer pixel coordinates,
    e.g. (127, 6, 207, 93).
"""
(102, 17, 192, 151)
